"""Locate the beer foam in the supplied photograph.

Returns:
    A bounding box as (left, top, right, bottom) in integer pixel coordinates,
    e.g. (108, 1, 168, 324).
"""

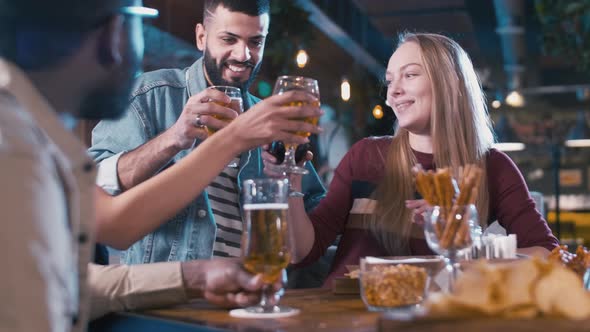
(243, 203, 288, 210)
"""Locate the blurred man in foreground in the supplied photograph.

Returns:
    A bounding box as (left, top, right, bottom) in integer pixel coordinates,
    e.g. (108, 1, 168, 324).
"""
(0, 0, 322, 330)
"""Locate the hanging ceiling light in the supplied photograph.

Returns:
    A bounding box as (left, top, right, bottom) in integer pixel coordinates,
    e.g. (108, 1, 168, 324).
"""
(565, 110, 590, 148)
(341, 78, 351, 102)
(491, 100, 502, 109)
(296, 49, 308, 68)
(492, 114, 525, 151)
(372, 105, 384, 119)
(505, 90, 525, 107)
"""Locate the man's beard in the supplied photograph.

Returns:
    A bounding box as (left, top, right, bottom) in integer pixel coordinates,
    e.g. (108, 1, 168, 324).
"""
(78, 62, 138, 120)
(203, 48, 261, 93)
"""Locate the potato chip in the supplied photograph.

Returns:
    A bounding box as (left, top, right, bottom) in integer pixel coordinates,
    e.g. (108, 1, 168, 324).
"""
(534, 264, 590, 319)
(502, 259, 539, 308)
(424, 258, 590, 320)
(450, 262, 510, 315)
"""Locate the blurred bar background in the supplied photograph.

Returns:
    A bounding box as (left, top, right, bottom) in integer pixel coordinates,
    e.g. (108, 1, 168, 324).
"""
(78, 0, 590, 245)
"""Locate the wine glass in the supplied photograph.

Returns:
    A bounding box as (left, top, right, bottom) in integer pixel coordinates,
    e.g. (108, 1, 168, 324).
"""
(267, 75, 320, 175)
(236, 178, 299, 317)
(423, 204, 479, 291)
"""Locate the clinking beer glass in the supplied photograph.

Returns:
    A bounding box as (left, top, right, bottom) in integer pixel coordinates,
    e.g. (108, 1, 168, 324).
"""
(207, 85, 243, 168)
(241, 178, 296, 315)
(267, 75, 320, 176)
(206, 85, 243, 136)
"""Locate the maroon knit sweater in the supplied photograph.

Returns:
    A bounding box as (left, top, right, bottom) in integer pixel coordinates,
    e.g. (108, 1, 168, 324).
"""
(296, 137, 559, 287)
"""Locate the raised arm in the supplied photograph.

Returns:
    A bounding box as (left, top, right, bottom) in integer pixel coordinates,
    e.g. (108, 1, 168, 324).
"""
(106, 88, 238, 191)
(94, 91, 323, 250)
(262, 139, 364, 264)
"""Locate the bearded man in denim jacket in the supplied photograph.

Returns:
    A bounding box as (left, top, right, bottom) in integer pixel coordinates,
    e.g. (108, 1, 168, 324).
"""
(89, 0, 326, 264)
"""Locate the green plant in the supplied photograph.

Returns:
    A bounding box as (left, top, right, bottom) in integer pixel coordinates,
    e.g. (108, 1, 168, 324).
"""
(536, 0, 590, 71)
(265, 1, 314, 74)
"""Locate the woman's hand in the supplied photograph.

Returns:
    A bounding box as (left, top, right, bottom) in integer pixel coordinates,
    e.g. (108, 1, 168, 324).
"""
(261, 146, 313, 194)
(406, 199, 428, 227)
(223, 91, 323, 152)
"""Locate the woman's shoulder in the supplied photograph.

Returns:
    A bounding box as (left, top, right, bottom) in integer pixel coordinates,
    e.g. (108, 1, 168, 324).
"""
(485, 148, 524, 182)
(486, 148, 517, 168)
(341, 136, 392, 178)
(351, 136, 392, 151)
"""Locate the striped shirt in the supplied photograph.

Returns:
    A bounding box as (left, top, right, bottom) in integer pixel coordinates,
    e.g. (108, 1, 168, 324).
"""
(208, 158, 243, 257)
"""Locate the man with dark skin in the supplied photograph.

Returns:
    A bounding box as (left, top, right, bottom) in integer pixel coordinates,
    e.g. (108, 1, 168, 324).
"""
(0, 0, 321, 330)
(89, 0, 326, 265)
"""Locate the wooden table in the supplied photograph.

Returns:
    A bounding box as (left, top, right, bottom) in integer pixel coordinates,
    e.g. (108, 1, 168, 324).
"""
(90, 288, 380, 332)
(89, 288, 590, 332)
(378, 314, 590, 332)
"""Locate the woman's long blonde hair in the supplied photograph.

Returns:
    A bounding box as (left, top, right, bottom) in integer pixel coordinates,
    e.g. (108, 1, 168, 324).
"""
(368, 33, 495, 255)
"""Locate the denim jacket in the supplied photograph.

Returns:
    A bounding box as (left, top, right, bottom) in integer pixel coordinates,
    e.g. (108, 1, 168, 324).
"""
(88, 57, 326, 264)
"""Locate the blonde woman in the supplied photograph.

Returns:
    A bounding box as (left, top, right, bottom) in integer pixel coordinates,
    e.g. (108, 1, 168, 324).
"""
(264, 32, 558, 287)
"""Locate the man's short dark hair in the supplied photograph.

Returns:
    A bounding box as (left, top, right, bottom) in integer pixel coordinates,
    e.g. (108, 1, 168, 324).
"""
(204, 0, 270, 20)
(0, 0, 132, 70)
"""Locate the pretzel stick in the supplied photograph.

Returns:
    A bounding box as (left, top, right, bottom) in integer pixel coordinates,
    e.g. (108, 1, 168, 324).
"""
(441, 165, 482, 248)
(428, 171, 444, 238)
(416, 173, 433, 204)
(414, 164, 483, 249)
(414, 170, 441, 238)
(437, 169, 454, 217)
(440, 189, 472, 249)
(440, 169, 460, 246)
(414, 172, 434, 205)
(453, 186, 479, 247)
(443, 172, 454, 209)
(452, 167, 483, 247)
(433, 170, 447, 209)
(439, 205, 463, 248)
(413, 167, 441, 237)
(412, 164, 432, 201)
(429, 172, 439, 204)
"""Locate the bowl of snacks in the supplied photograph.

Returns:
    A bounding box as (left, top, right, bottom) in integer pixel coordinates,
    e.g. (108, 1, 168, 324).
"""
(359, 256, 444, 311)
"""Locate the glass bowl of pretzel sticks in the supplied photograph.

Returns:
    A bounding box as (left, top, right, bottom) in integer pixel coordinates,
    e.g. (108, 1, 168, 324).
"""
(413, 164, 483, 290)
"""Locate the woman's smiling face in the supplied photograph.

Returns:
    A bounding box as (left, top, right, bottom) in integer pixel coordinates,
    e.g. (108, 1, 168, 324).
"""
(386, 41, 432, 135)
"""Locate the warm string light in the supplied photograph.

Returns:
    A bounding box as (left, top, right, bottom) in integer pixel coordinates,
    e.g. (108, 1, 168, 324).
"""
(505, 90, 525, 107)
(296, 49, 308, 68)
(491, 100, 501, 109)
(372, 105, 383, 119)
(341, 79, 351, 102)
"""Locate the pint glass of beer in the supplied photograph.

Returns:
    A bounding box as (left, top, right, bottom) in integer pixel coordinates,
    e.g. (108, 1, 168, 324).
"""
(206, 85, 243, 136)
(241, 178, 296, 315)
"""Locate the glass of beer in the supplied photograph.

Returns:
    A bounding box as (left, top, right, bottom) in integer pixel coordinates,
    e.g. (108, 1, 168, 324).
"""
(208, 86, 243, 168)
(241, 178, 297, 315)
(269, 76, 320, 175)
(206, 85, 243, 136)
